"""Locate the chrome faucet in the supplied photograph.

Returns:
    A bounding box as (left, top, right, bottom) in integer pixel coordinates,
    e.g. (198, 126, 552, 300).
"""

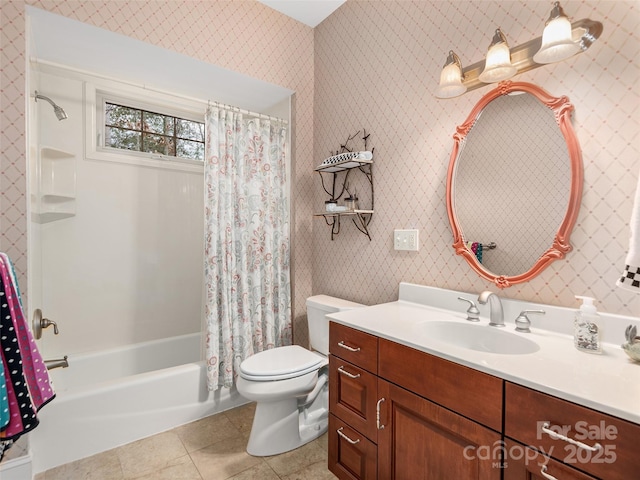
(478, 291, 505, 327)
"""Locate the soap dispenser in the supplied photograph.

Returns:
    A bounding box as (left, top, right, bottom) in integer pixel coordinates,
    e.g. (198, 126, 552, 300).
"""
(574, 296, 602, 354)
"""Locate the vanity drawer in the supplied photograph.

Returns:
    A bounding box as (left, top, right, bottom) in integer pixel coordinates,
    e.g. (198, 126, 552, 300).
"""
(329, 414, 377, 480)
(505, 382, 640, 480)
(378, 338, 503, 432)
(329, 355, 379, 441)
(503, 438, 598, 480)
(330, 322, 378, 374)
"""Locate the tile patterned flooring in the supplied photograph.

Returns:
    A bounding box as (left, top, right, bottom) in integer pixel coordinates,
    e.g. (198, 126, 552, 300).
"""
(35, 403, 337, 480)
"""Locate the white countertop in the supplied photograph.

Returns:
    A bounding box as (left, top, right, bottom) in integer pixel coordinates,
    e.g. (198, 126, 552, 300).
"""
(327, 287, 640, 425)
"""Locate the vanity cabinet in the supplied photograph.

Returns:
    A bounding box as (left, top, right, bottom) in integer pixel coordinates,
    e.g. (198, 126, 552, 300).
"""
(329, 323, 502, 480)
(329, 322, 640, 480)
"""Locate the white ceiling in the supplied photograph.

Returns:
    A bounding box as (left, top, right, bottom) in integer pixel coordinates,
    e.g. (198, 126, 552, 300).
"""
(258, 0, 346, 28)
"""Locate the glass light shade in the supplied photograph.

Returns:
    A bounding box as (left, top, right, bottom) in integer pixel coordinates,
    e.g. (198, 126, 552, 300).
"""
(479, 42, 517, 83)
(533, 15, 581, 64)
(435, 61, 467, 99)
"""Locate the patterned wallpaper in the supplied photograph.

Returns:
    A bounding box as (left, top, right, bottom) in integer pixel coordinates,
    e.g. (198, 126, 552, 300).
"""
(1, 0, 639, 365)
(0, 0, 315, 347)
(313, 0, 640, 317)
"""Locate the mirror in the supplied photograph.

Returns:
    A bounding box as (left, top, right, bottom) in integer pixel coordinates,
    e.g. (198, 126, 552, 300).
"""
(446, 81, 583, 288)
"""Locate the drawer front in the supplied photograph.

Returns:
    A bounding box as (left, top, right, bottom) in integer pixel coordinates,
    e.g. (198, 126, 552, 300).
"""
(329, 355, 379, 441)
(329, 414, 377, 480)
(330, 322, 378, 374)
(505, 382, 640, 480)
(378, 338, 503, 432)
(503, 439, 598, 480)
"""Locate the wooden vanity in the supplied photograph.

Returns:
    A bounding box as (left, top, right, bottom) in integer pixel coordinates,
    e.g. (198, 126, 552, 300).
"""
(328, 321, 640, 480)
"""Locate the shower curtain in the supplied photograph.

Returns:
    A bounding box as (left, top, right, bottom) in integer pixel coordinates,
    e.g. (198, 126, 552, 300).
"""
(204, 106, 291, 390)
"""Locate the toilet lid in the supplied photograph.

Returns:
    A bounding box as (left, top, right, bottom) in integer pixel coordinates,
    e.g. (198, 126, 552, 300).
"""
(240, 345, 326, 381)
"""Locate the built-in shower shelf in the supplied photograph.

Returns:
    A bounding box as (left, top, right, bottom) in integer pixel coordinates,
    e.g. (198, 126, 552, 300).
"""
(40, 146, 74, 159)
(32, 145, 77, 223)
(32, 212, 75, 224)
(42, 194, 75, 203)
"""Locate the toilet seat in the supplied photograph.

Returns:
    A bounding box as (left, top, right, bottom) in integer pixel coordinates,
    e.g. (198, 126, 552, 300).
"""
(240, 345, 327, 381)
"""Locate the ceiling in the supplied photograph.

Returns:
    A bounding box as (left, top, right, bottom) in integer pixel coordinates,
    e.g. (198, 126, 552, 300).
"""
(257, 0, 346, 27)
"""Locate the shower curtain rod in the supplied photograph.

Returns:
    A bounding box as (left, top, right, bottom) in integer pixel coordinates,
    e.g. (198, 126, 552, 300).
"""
(30, 57, 289, 124)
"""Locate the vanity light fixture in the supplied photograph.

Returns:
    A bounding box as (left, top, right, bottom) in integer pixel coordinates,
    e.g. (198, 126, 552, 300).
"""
(434, 2, 602, 99)
(534, 1, 581, 64)
(434, 51, 467, 99)
(478, 28, 517, 84)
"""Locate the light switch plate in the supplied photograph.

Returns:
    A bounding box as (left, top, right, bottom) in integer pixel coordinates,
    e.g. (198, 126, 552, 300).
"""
(394, 229, 419, 251)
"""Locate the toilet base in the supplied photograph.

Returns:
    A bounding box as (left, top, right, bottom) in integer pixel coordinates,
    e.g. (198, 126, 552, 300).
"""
(246, 397, 328, 456)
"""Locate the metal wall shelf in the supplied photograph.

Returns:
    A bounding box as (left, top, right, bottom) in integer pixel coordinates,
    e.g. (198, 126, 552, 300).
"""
(315, 151, 374, 240)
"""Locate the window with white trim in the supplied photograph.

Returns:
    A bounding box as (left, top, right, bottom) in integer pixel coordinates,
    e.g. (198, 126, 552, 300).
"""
(86, 81, 206, 173)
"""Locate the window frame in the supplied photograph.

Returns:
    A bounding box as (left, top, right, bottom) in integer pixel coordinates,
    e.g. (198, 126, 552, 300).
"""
(86, 82, 205, 173)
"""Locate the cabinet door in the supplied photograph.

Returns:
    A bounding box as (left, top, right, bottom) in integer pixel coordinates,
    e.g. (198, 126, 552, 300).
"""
(329, 414, 377, 480)
(329, 355, 379, 440)
(377, 379, 501, 480)
(503, 439, 598, 480)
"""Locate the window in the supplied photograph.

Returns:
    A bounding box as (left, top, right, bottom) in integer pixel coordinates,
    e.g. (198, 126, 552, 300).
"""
(104, 103, 205, 161)
(85, 80, 206, 173)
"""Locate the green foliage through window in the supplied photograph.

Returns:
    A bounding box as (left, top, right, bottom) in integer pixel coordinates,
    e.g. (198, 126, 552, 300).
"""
(105, 103, 204, 161)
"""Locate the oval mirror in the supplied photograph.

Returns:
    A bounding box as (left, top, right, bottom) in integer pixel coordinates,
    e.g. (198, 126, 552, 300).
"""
(446, 81, 583, 289)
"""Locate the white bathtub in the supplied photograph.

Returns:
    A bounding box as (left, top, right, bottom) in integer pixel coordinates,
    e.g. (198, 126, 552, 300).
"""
(30, 333, 246, 474)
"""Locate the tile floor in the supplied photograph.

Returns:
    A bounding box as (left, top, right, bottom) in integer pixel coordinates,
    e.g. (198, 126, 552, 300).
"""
(35, 403, 337, 480)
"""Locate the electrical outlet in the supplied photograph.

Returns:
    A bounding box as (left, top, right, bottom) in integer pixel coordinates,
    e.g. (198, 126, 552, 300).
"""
(394, 229, 419, 251)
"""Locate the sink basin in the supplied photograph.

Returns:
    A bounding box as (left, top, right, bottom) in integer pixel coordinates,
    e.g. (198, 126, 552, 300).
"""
(419, 321, 540, 355)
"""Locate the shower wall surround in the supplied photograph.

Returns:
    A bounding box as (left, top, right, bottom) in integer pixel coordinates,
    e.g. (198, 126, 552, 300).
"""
(313, 0, 640, 316)
(32, 68, 206, 356)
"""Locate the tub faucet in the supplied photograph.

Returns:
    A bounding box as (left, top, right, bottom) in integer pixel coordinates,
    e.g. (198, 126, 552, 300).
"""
(44, 356, 69, 370)
(478, 291, 505, 327)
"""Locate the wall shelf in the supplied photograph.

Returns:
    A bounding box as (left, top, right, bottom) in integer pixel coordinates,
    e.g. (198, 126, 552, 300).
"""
(314, 138, 374, 241)
(32, 212, 75, 224)
(40, 146, 74, 159)
(31, 146, 77, 224)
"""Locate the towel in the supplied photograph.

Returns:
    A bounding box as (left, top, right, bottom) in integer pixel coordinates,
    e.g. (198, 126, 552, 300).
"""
(617, 171, 640, 292)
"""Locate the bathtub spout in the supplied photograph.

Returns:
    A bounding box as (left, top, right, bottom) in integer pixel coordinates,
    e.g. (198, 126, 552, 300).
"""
(45, 356, 69, 370)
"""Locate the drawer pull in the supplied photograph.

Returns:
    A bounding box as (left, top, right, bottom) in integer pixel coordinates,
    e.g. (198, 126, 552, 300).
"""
(539, 464, 558, 480)
(337, 366, 361, 379)
(338, 341, 361, 352)
(541, 423, 602, 452)
(337, 427, 360, 445)
(376, 397, 386, 430)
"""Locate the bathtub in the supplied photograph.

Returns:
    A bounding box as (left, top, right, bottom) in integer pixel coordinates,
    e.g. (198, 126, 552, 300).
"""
(29, 333, 246, 474)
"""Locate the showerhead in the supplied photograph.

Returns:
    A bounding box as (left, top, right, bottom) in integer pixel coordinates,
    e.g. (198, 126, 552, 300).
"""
(34, 91, 68, 121)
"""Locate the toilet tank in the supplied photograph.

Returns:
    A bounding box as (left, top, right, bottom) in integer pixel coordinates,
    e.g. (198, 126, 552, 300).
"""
(306, 295, 364, 356)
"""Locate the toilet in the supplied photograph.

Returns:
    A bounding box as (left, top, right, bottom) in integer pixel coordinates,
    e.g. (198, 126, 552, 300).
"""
(236, 295, 364, 456)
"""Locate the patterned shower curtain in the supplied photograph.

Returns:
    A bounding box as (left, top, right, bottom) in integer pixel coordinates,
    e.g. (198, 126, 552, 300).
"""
(204, 106, 292, 390)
